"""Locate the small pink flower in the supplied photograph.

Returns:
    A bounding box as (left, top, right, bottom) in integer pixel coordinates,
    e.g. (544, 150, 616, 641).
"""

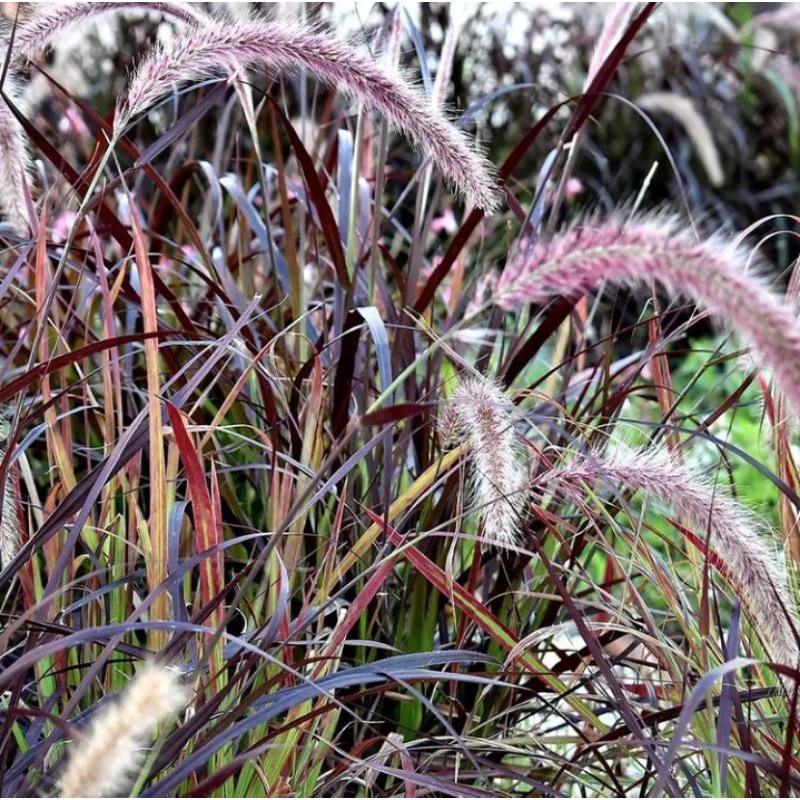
(180, 244, 198, 262)
(57, 106, 90, 139)
(565, 177, 584, 198)
(431, 208, 457, 235)
(50, 210, 78, 243)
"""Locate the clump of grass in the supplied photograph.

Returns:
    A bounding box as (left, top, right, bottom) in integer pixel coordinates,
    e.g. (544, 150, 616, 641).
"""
(0, 1, 210, 236)
(57, 662, 190, 798)
(2, 3, 800, 797)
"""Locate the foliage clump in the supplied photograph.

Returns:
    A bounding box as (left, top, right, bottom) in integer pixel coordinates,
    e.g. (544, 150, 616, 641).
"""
(2, 3, 800, 798)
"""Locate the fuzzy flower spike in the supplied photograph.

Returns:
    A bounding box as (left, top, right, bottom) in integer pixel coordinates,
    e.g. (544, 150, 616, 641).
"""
(0, 424, 19, 569)
(0, 70, 30, 236)
(497, 214, 800, 418)
(440, 377, 529, 547)
(116, 16, 501, 213)
(9, 2, 210, 62)
(538, 444, 800, 670)
(57, 661, 191, 798)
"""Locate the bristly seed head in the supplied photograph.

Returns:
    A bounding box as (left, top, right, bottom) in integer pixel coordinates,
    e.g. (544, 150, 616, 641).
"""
(497, 213, 800, 420)
(0, 419, 19, 569)
(57, 661, 191, 798)
(115, 16, 502, 212)
(537, 443, 800, 671)
(439, 376, 529, 548)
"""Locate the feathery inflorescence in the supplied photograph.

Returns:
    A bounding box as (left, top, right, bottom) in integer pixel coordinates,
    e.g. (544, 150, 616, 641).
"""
(116, 17, 502, 212)
(432, 24, 459, 111)
(497, 214, 800, 417)
(9, 2, 209, 63)
(637, 92, 724, 187)
(439, 377, 529, 547)
(585, 2, 638, 88)
(536, 444, 800, 668)
(0, 422, 19, 569)
(0, 1, 209, 235)
(57, 661, 191, 798)
(0, 71, 30, 236)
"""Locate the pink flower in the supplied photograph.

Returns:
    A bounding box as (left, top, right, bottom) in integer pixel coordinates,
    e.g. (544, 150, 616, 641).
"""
(431, 209, 458, 235)
(565, 177, 584, 198)
(50, 210, 78, 243)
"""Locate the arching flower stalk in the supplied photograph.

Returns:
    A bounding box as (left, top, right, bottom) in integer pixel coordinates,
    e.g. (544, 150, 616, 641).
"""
(0, 1, 211, 235)
(116, 16, 501, 212)
(9, 2, 210, 63)
(537, 444, 800, 669)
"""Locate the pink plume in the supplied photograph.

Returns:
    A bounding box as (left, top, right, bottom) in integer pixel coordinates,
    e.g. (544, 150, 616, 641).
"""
(497, 214, 800, 418)
(116, 17, 501, 213)
(538, 444, 800, 669)
(0, 75, 31, 235)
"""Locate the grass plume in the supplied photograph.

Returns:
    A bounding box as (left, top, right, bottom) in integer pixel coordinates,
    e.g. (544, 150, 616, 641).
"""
(638, 92, 724, 187)
(0, 422, 19, 569)
(116, 16, 502, 212)
(497, 214, 800, 417)
(10, 2, 209, 62)
(439, 376, 529, 547)
(537, 444, 800, 668)
(57, 662, 190, 798)
(0, 71, 30, 235)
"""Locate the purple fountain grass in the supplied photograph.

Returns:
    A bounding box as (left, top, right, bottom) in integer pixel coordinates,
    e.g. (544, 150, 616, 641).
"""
(0, 72, 30, 235)
(439, 377, 529, 547)
(115, 16, 502, 213)
(0, 427, 19, 569)
(10, 1, 209, 63)
(57, 661, 191, 798)
(536, 444, 800, 669)
(497, 214, 800, 418)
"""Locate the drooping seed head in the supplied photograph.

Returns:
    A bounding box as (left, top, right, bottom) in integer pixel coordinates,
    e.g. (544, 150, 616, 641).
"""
(497, 214, 800, 419)
(439, 376, 529, 547)
(117, 16, 502, 212)
(537, 443, 800, 670)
